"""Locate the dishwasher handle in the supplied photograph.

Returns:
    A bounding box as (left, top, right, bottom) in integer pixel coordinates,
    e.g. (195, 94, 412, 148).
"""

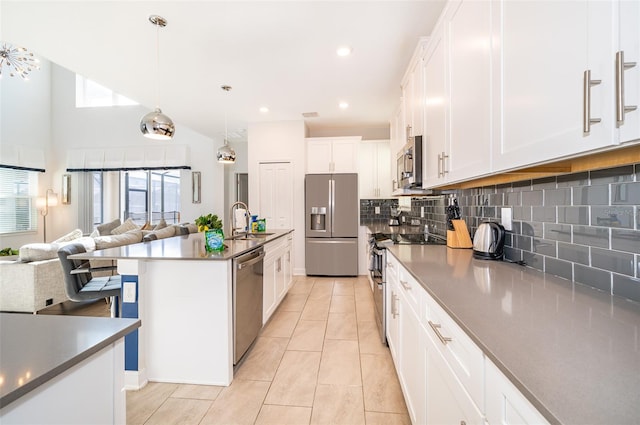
(237, 251, 265, 270)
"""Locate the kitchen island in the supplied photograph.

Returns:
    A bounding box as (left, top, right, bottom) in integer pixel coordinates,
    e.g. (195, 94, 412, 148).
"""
(0, 314, 140, 424)
(387, 244, 640, 425)
(70, 230, 294, 390)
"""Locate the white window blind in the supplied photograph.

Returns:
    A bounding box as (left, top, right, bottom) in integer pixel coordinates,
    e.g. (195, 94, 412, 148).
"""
(0, 168, 38, 234)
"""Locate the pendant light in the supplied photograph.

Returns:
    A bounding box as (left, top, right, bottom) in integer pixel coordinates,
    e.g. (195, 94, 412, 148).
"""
(140, 15, 175, 140)
(217, 85, 236, 163)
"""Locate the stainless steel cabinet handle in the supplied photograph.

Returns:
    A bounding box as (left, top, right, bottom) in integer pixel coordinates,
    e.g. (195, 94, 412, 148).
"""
(583, 70, 602, 134)
(442, 152, 449, 175)
(437, 153, 443, 178)
(428, 320, 452, 345)
(400, 280, 412, 290)
(616, 51, 638, 126)
(391, 292, 399, 318)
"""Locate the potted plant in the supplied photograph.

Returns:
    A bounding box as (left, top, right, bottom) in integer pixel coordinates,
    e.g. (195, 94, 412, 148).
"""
(195, 214, 224, 252)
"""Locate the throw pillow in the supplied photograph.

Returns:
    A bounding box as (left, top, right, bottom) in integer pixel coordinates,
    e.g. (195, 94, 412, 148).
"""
(111, 218, 139, 235)
(154, 218, 167, 231)
(53, 228, 83, 244)
(94, 229, 143, 250)
(96, 218, 121, 236)
(18, 243, 59, 262)
(153, 225, 176, 239)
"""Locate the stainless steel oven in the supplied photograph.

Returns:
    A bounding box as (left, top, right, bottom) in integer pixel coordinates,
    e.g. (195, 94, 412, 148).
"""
(368, 234, 390, 344)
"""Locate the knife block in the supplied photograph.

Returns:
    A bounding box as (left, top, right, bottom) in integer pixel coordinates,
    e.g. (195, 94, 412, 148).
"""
(447, 219, 473, 249)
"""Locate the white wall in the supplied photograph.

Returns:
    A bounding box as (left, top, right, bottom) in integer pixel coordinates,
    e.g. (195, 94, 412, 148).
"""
(0, 60, 226, 248)
(224, 140, 248, 221)
(248, 121, 307, 274)
(0, 59, 53, 248)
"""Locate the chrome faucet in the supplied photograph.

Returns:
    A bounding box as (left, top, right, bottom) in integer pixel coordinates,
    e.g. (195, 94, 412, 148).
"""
(230, 201, 251, 237)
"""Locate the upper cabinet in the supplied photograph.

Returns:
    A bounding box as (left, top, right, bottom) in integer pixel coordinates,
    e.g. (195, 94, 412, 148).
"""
(491, 0, 618, 172)
(358, 141, 391, 199)
(404, 0, 640, 190)
(618, 0, 640, 144)
(306, 136, 361, 174)
(423, 0, 493, 188)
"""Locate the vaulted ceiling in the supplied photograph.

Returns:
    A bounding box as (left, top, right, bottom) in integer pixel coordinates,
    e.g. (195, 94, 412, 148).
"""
(1, 1, 445, 141)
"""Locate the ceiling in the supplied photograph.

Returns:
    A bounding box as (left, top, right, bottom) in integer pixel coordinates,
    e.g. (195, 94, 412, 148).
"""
(1, 1, 446, 142)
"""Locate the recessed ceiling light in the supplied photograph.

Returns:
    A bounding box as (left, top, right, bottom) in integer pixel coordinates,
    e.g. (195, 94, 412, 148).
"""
(336, 46, 352, 57)
(259, 106, 269, 113)
(339, 102, 349, 109)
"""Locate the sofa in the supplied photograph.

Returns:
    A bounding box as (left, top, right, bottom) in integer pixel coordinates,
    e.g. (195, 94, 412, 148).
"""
(0, 219, 198, 313)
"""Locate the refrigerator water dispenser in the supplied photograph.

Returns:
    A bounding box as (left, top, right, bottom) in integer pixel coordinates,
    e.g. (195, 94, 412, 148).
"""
(310, 207, 327, 231)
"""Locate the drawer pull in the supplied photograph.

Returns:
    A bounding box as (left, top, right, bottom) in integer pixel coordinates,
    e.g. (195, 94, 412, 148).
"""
(428, 320, 452, 345)
(400, 280, 412, 290)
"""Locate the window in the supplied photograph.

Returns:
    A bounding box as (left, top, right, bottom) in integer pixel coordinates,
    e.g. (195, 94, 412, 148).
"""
(75, 74, 138, 108)
(92, 172, 104, 226)
(0, 168, 38, 234)
(122, 170, 180, 225)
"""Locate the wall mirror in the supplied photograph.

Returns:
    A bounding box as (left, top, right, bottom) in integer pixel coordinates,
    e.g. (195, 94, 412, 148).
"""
(61, 174, 71, 204)
(192, 171, 201, 203)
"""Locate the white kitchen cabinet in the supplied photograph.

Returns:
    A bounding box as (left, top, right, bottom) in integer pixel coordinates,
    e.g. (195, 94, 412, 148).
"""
(426, 334, 485, 425)
(306, 137, 360, 173)
(390, 105, 404, 191)
(423, 23, 448, 189)
(485, 359, 550, 425)
(385, 253, 400, 363)
(402, 39, 427, 140)
(397, 270, 427, 425)
(423, 0, 493, 188)
(263, 234, 293, 324)
(491, 0, 617, 172)
(358, 141, 391, 198)
(618, 0, 640, 144)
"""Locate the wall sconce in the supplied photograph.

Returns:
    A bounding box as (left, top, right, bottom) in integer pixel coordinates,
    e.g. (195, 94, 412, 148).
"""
(61, 174, 71, 204)
(37, 189, 58, 243)
(192, 171, 201, 203)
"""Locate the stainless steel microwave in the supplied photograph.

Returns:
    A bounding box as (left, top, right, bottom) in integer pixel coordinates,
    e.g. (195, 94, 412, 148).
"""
(397, 135, 423, 189)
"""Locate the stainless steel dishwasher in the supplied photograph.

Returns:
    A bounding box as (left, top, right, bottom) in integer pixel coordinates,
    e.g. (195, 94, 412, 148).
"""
(233, 246, 265, 365)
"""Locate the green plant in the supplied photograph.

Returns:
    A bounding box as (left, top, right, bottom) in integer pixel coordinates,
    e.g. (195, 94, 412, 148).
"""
(195, 213, 222, 232)
(0, 247, 19, 256)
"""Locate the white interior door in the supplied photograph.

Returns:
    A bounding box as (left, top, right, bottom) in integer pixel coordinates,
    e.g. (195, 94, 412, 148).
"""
(258, 162, 293, 230)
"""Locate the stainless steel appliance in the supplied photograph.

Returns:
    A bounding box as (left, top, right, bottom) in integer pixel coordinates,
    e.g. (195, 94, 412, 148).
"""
(388, 206, 400, 226)
(233, 246, 265, 365)
(368, 230, 446, 344)
(472, 222, 506, 260)
(305, 173, 358, 276)
(397, 135, 423, 189)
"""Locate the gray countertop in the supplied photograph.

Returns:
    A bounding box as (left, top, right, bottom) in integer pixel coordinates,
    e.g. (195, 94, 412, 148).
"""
(71, 229, 293, 261)
(387, 245, 640, 425)
(0, 314, 140, 409)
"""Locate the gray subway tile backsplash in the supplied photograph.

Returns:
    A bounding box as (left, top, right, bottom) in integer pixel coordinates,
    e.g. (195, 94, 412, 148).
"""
(591, 206, 634, 229)
(364, 162, 640, 302)
(572, 226, 610, 249)
(611, 229, 640, 254)
(573, 185, 609, 205)
(590, 247, 635, 276)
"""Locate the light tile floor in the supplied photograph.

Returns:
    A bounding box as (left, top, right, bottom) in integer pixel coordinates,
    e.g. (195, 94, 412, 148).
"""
(126, 276, 411, 425)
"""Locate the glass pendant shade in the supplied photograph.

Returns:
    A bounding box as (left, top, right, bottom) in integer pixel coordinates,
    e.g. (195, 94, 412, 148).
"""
(217, 140, 236, 163)
(140, 108, 175, 140)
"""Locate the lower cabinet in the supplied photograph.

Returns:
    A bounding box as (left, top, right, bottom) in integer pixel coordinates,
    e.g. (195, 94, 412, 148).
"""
(425, 332, 484, 425)
(263, 235, 293, 324)
(485, 359, 550, 425)
(385, 250, 547, 425)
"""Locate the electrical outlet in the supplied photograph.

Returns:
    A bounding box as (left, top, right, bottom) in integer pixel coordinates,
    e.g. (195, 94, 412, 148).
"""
(375, 206, 380, 214)
(123, 281, 136, 303)
(501, 207, 513, 231)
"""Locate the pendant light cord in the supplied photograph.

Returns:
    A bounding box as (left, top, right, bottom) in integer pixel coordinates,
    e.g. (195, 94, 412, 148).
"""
(155, 20, 160, 109)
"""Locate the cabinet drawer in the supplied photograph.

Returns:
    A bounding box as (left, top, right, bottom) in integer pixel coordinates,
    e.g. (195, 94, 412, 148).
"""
(386, 251, 400, 281)
(423, 293, 484, 411)
(397, 266, 422, 317)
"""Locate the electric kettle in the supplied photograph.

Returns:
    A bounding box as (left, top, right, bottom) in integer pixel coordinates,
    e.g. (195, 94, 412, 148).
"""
(472, 222, 505, 260)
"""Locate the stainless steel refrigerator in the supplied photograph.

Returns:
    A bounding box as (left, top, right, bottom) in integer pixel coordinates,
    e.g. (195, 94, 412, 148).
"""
(305, 173, 358, 276)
